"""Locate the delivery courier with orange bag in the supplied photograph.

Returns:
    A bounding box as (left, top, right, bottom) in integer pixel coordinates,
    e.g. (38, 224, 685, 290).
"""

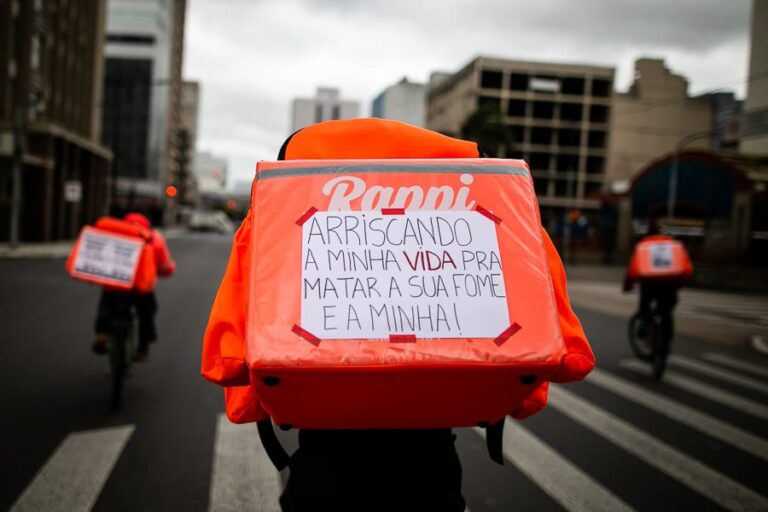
(201, 120, 594, 505)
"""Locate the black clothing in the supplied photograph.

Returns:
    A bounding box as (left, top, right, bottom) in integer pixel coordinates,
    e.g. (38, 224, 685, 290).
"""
(638, 282, 678, 347)
(280, 429, 465, 512)
(95, 290, 158, 352)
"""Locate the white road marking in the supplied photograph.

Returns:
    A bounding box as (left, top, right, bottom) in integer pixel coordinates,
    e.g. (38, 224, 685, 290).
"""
(474, 423, 634, 512)
(701, 353, 768, 379)
(668, 355, 768, 394)
(10, 425, 134, 512)
(620, 360, 768, 421)
(549, 385, 768, 512)
(208, 414, 282, 512)
(588, 367, 768, 460)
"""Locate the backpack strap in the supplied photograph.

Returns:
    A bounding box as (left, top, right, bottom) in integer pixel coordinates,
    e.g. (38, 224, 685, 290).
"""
(485, 417, 506, 465)
(257, 419, 291, 471)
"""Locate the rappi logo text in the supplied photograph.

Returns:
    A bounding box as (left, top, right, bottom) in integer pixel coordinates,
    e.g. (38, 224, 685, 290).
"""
(322, 174, 476, 211)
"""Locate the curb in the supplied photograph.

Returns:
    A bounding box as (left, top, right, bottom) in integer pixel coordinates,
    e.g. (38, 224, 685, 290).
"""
(0, 243, 73, 260)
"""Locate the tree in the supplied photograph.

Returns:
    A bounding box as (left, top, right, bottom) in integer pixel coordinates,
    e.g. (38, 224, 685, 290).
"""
(460, 103, 518, 158)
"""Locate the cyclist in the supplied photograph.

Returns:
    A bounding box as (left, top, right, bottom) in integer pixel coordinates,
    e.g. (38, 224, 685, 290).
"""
(92, 213, 176, 361)
(623, 218, 693, 345)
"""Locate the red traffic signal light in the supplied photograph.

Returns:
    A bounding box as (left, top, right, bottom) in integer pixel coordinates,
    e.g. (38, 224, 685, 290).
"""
(165, 185, 178, 198)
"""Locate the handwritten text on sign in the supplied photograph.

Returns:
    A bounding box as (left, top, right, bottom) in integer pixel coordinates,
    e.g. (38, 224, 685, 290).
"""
(73, 229, 143, 286)
(301, 211, 510, 339)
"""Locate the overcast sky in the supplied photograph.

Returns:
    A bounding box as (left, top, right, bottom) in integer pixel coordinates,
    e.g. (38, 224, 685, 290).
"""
(183, 0, 753, 189)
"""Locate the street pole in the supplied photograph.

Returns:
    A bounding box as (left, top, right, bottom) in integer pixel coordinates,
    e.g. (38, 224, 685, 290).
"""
(9, 105, 25, 247)
(665, 129, 716, 224)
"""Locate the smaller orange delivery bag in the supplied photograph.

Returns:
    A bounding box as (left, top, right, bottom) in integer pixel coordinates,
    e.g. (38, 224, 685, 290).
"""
(66, 216, 157, 293)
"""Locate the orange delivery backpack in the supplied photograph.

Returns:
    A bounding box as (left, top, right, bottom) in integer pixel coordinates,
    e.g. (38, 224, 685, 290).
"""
(201, 119, 594, 468)
(629, 235, 693, 285)
(66, 216, 157, 293)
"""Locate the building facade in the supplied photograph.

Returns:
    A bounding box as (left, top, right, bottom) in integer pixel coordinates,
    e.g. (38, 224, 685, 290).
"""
(177, 80, 199, 205)
(427, 56, 614, 229)
(193, 151, 227, 196)
(290, 87, 359, 133)
(607, 59, 713, 184)
(101, 0, 186, 224)
(0, 0, 112, 242)
(372, 77, 426, 127)
(740, 0, 768, 154)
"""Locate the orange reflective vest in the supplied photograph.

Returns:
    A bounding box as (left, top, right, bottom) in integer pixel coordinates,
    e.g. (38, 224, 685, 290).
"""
(67, 216, 158, 293)
(202, 119, 593, 427)
(626, 234, 693, 286)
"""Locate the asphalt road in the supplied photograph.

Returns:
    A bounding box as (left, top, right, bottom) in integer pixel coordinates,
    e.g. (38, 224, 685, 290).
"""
(1, 233, 766, 511)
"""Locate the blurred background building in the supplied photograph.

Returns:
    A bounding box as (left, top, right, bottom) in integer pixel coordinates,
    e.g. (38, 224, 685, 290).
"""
(290, 87, 359, 133)
(427, 56, 614, 231)
(101, 0, 187, 224)
(0, 0, 112, 243)
(177, 80, 199, 208)
(740, 0, 768, 154)
(372, 77, 427, 127)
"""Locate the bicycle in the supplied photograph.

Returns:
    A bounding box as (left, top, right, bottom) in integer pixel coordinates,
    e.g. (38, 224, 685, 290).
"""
(107, 295, 137, 411)
(628, 305, 672, 380)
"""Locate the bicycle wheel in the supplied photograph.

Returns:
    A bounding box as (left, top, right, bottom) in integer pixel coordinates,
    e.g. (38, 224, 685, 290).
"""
(651, 318, 670, 381)
(628, 313, 654, 362)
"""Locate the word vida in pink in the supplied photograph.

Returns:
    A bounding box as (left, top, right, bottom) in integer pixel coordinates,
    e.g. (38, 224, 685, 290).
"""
(403, 250, 457, 271)
(323, 174, 476, 211)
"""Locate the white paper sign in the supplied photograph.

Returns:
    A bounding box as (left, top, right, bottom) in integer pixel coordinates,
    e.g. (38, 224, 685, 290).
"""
(301, 211, 510, 339)
(73, 229, 143, 286)
(648, 242, 674, 270)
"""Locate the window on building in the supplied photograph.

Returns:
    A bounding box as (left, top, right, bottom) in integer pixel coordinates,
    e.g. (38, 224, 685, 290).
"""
(481, 69, 503, 89)
(561, 77, 585, 95)
(509, 73, 528, 91)
(560, 103, 582, 122)
(315, 104, 323, 123)
(554, 179, 574, 197)
(589, 104, 609, 123)
(532, 101, 555, 119)
(106, 34, 156, 45)
(586, 156, 605, 174)
(478, 96, 502, 112)
(507, 99, 526, 117)
(332, 105, 340, 120)
(558, 128, 581, 147)
(588, 130, 606, 149)
(591, 79, 611, 97)
(530, 76, 560, 93)
(556, 153, 579, 172)
(530, 152, 550, 171)
(534, 178, 549, 197)
(584, 181, 603, 198)
(510, 125, 526, 145)
(531, 127, 553, 146)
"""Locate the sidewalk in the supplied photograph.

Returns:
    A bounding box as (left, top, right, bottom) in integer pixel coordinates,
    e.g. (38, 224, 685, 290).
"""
(0, 228, 188, 260)
(567, 277, 768, 347)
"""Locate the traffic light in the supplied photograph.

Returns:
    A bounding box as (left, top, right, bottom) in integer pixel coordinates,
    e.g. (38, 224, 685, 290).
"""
(165, 185, 178, 198)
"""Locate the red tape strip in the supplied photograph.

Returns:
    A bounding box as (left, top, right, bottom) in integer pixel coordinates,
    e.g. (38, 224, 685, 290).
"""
(292, 324, 321, 346)
(389, 334, 417, 343)
(493, 322, 522, 347)
(295, 207, 319, 226)
(474, 204, 502, 224)
(382, 208, 405, 215)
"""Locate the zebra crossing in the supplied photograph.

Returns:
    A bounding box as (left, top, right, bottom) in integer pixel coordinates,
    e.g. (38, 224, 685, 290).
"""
(568, 281, 768, 332)
(7, 351, 767, 512)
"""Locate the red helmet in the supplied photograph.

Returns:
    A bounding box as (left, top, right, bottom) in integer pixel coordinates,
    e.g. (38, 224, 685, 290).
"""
(124, 212, 151, 230)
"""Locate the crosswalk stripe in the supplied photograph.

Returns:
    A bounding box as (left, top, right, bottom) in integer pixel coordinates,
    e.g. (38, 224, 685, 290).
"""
(474, 423, 634, 512)
(548, 385, 768, 511)
(208, 414, 281, 512)
(701, 353, 768, 378)
(620, 360, 768, 421)
(10, 425, 134, 512)
(587, 367, 768, 460)
(668, 355, 768, 394)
